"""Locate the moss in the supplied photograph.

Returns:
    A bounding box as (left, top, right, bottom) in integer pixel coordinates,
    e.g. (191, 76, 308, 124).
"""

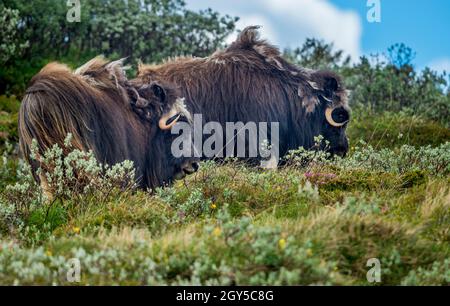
(271, 200, 311, 219)
(400, 170, 426, 188)
(348, 111, 450, 149)
(388, 186, 426, 223)
(58, 192, 175, 238)
(318, 170, 402, 206)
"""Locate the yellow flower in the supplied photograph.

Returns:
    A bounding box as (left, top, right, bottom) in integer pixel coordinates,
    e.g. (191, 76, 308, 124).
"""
(210, 203, 217, 209)
(278, 238, 286, 250)
(46, 250, 52, 257)
(306, 248, 313, 257)
(72, 227, 81, 234)
(212, 227, 222, 237)
(276, 186, 282, 192)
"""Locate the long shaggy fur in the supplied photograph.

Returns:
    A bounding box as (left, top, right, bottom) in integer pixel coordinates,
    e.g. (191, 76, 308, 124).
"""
(19, 57, 193, 190)
(137, 26, 349, 157)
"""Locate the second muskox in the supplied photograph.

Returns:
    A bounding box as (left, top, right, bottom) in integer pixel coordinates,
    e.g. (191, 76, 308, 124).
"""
(19, 57, 198, 193)
(136, 26, 351, 161)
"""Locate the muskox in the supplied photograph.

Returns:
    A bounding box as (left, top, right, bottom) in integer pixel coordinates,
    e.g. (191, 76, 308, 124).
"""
(18, 57, 198, 192)
(136, 26, 350, 162)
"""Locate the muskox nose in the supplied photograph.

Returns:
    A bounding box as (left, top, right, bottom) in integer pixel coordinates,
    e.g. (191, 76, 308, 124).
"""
(174, 161, 200, 180)
(182, 161, 199, 174)
(334, 148, 347, 158)
(331, 136, 349, 158)
(329, 144, 348, 158)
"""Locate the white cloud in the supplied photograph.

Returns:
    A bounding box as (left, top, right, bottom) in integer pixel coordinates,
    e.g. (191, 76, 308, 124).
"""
(226, 15, 279, 46)
(261, 0, 362, 60)
(427, 58, 450, 74)
(185, 0, 363, 60)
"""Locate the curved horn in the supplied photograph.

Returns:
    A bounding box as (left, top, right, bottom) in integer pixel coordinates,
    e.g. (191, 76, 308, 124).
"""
(325, 107, 348, 127)
(159, 108, 181, 130)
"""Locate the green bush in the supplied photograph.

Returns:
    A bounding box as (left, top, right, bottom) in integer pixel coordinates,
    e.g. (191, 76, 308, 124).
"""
(346, 55, 449, 128)
(0, 95, 20, 149)
(0, 0, 237, 95)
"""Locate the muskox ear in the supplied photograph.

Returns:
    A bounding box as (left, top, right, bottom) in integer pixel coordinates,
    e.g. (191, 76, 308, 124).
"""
(151, 83, 166, 103)
(310, 70, 342, 102)
(311, 71, 349, 112)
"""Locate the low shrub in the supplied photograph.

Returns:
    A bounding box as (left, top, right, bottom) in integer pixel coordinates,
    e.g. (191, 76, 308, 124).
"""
(0, 135, 449, 285)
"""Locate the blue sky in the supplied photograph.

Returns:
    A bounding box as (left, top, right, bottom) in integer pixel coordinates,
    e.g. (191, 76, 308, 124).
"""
(185, 0, 450, 73)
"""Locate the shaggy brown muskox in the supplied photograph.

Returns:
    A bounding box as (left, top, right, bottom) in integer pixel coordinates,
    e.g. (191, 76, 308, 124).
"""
(19, 57, 198, 192)
(136, 26, 350, 161)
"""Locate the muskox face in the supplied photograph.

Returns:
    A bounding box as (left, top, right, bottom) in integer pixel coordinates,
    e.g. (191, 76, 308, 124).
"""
(320, 105, 350, 157)
(129, 80, 198, 185)
(310, 72, 351, 157)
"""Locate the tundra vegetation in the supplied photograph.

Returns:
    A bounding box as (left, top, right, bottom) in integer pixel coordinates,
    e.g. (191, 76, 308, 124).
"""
(0, 0, 449, 285)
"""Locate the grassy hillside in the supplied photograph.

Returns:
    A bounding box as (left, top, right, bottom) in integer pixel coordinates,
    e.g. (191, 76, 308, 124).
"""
(0, 102, 449, 284)
(1, 0, 449, 287)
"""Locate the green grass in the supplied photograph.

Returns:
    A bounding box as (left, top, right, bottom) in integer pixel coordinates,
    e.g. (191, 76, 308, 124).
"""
(0, 156, 449, 285)
(348, 110, 450, 149)
(0, 107, 449, 285)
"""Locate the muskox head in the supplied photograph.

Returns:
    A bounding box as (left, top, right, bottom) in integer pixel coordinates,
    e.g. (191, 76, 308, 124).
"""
(18, 57, 198, 193)
(303, 70, 351, 157)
